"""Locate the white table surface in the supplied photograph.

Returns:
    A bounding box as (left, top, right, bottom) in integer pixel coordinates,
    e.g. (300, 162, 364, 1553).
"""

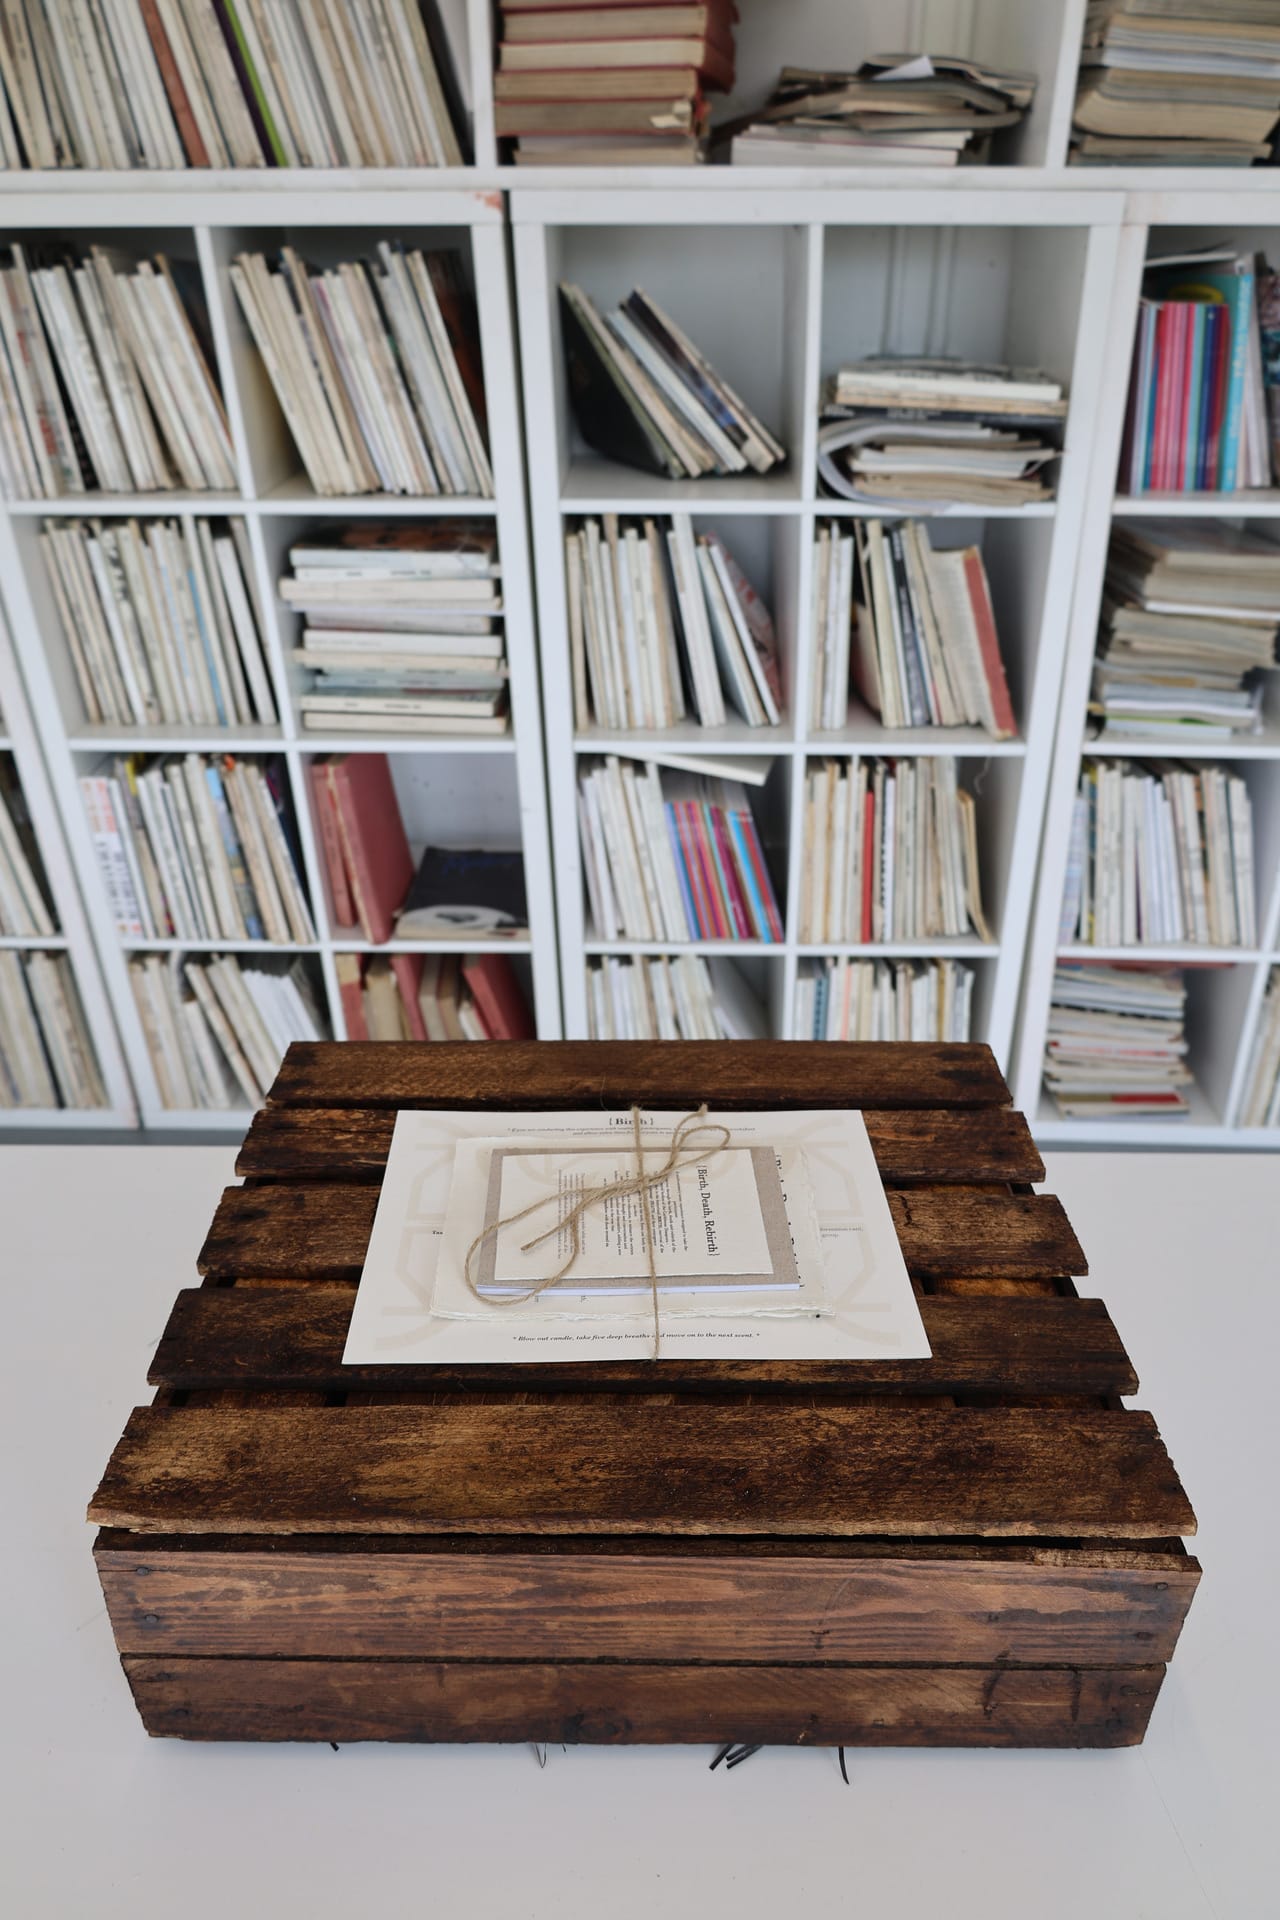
(0, 1144, 1273, 1920)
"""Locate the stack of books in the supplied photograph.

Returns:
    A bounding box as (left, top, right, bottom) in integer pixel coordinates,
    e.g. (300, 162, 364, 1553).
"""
(0, 1, 464, 169)
(495, 1, 736, 165)
(0, 759, 54, 937)
(584, 953, 765, 1040)
(282, 524, 506, 736)
(810, 519, 1015, 736)
(0, 949, 105, 1109)
(1091, 523, 1279, 741)
(41, 517, 276, 732)
(559, 283, 785, 481)
(1043, 965, 1191, 1118)
(336, 951, 533, 1042)
(0, 242, 234, 498)
(230, 246, 491, 498)
(80, 752, 314, 943)
(794, 957, 975, 1043)
(1061, 761, 1256, 948)
(579, 756, 782, 942)
(817, 360, 1065, 508)
(1120, 247, 1280, 495)
(129, 952, 326, 1112)
(801, 757, 990, 944)
(1073, 3, 1280, 166)
(1239, 968, 1280, 1127)
(567, 513, 781, 732)
(728, 53, 1035, 168)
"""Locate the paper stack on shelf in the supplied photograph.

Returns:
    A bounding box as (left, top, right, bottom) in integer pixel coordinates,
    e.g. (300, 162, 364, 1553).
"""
(585, 952, 765, 1040)
(0, 242, 235, 498)
(0, 759, 55, 937)
(336, 949, 533, 1043)
(579, 755, 782, 942)
(727, 53, 1035, 168)
(559, 283, 785, 481)
(1120, 247, 1280, 495)
(817, 360, 1065, 508)
(0, 1, 464, 169)
(129, 952, 326, 1111)
(1073, 3, 1280, 167)
(1091, 523, 1279, 741)
(567, 513, 781, 731)
(80, 752, 314, 944)
(282, 523, 507, 735)
(1239, 968, 1280, 1127)
(1061, 761, 1256, 948)
(231, 245, 492, 498)
(0, 948, 106, 1109)
(801, 757, 990, 945)
(495, 0, 736, 165)
(810, 518, 1015, 736)
(794, 957, 975, 1043)
(41, 517, 276, 731)
(1043, 964, 1192, 1117)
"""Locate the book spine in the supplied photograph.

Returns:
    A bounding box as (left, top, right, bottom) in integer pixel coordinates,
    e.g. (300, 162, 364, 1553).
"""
(1219, 272, 1254, 494)
(308, 762, 355, 927)
(961, 549, 1015, 740)
(1182, 305, 1205, 495)
(136, 0, 209, 165)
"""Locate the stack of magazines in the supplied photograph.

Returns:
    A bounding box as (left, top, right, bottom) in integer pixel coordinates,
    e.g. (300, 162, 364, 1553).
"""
(80, 752, 315, 943)
(231, 245, 491, 498)
(1073, 3, 1280, 167)
(0, 242, 234, 498)
(794, 957, 975, 1043)
(41, 517, 276, 732)
(1239, 968, 1280, 1127)
(0, 0, 464, 169)
(1091, 524, 1278, 742)
(810, 519, 1015, 736)
(282, 524, 506, 736)
(802, 757, 990, 944)
(585, 954, 766, 1042)
(817, 359, 1065, 507)
(567, 513, 781, 732)
(728, 53, 1035, 167)
(1061, 761, 1256, 948)
(1043, 965, 1191, 1118)
(0, 760, 54, 937)
(559, 283, 785, 481)
(0, 949, 105, 1110)
(129, 953, 326, 1112)
(579, 756, 782, 943)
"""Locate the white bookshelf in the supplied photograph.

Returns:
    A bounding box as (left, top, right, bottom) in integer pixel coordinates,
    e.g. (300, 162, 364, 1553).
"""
(0, 603, 135, 1128)
(1012, 200, 1280, 1149)
(512, 184, 1124, 1062)
(0, 181, 561, 1131)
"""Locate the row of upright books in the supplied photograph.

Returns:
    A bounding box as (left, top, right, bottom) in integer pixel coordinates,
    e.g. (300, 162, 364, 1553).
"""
(335, 950, 532, 1044)
(0, 757, 54, 936)
(584, 952, 763, 1040)
(0, 948, 105, 1108)
(129, 950, 325, 1110)
(794, 957, 975, 1044)
(1240, 969, 1280, 1129)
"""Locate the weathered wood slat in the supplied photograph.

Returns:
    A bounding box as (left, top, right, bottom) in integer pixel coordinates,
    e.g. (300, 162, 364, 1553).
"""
(265, 1040, 1011, 1112)
(120, 1655, 1164, 1747)
(148, 1287, 1136, 1396)
(196, 1183, 1085, 1284)
(95, 1536, 1199, 1664)
(88, 1403, 1195, 1538)
(235, 1104, 1045, 1188)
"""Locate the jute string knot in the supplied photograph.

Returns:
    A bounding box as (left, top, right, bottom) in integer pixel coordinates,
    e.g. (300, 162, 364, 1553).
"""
(462, 1105, 732, 1359)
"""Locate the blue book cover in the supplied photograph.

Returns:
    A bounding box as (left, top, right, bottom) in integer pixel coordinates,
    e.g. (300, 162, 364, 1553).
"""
(725, 810, 772, 942)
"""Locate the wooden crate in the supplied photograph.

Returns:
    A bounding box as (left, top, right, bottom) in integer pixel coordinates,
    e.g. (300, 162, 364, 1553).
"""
(89, 1042, 1199, 1748)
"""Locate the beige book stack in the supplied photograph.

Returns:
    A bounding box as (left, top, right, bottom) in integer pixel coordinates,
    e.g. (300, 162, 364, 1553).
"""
(1073, 2, 1280, 166)
(1043, 965, 1192, 1118)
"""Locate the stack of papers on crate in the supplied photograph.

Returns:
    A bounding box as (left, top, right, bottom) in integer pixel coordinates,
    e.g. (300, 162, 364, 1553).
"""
(1073, 2, 1280, 166)
(1044, 965, 1192, 1117)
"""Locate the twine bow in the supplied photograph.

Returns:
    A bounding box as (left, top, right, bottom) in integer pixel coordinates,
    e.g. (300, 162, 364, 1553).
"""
(462, 1105, 732, 1359)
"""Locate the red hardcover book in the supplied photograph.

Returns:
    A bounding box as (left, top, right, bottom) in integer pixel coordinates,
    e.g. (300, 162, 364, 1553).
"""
(137, 0, 211, 167)
(308, 761, 355, 928)
(323, 755, 413, 946)
(462, 954, 534, 1038)
(860, 788, 876, 944)
(334, 954, 367, 1041)
(390, 952, 428, 1040)
(961, 549, 1016, 740)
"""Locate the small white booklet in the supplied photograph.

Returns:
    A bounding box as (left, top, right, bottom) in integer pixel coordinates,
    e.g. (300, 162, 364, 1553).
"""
(343, 1108, 930, 1365)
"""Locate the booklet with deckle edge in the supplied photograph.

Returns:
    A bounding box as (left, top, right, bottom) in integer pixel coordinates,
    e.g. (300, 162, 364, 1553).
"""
(343, 1107, 930, 1364)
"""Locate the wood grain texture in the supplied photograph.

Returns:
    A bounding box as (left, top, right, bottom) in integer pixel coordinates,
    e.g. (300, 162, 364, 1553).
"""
(88, 1402, 1195, 1538)
(195, 1183, 1084, 1284)
(265, 1041, 1011, 1111)
(121, 1655, 1164, 1747)
(148, 1287, 1137, 1396)
(96, 1536, 1200, 1664)
(235, 1104, 1045, 1187)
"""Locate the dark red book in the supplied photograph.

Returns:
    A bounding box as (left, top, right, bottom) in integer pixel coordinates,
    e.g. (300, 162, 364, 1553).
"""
(308, 762, 355, 928)
(323, 755, 413, 946)
(461, 954, 534, 1039)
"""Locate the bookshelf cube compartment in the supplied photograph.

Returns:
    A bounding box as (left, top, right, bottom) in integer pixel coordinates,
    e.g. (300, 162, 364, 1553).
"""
(792, 950, 997, 1044)
(583, 951, 783, 1042)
